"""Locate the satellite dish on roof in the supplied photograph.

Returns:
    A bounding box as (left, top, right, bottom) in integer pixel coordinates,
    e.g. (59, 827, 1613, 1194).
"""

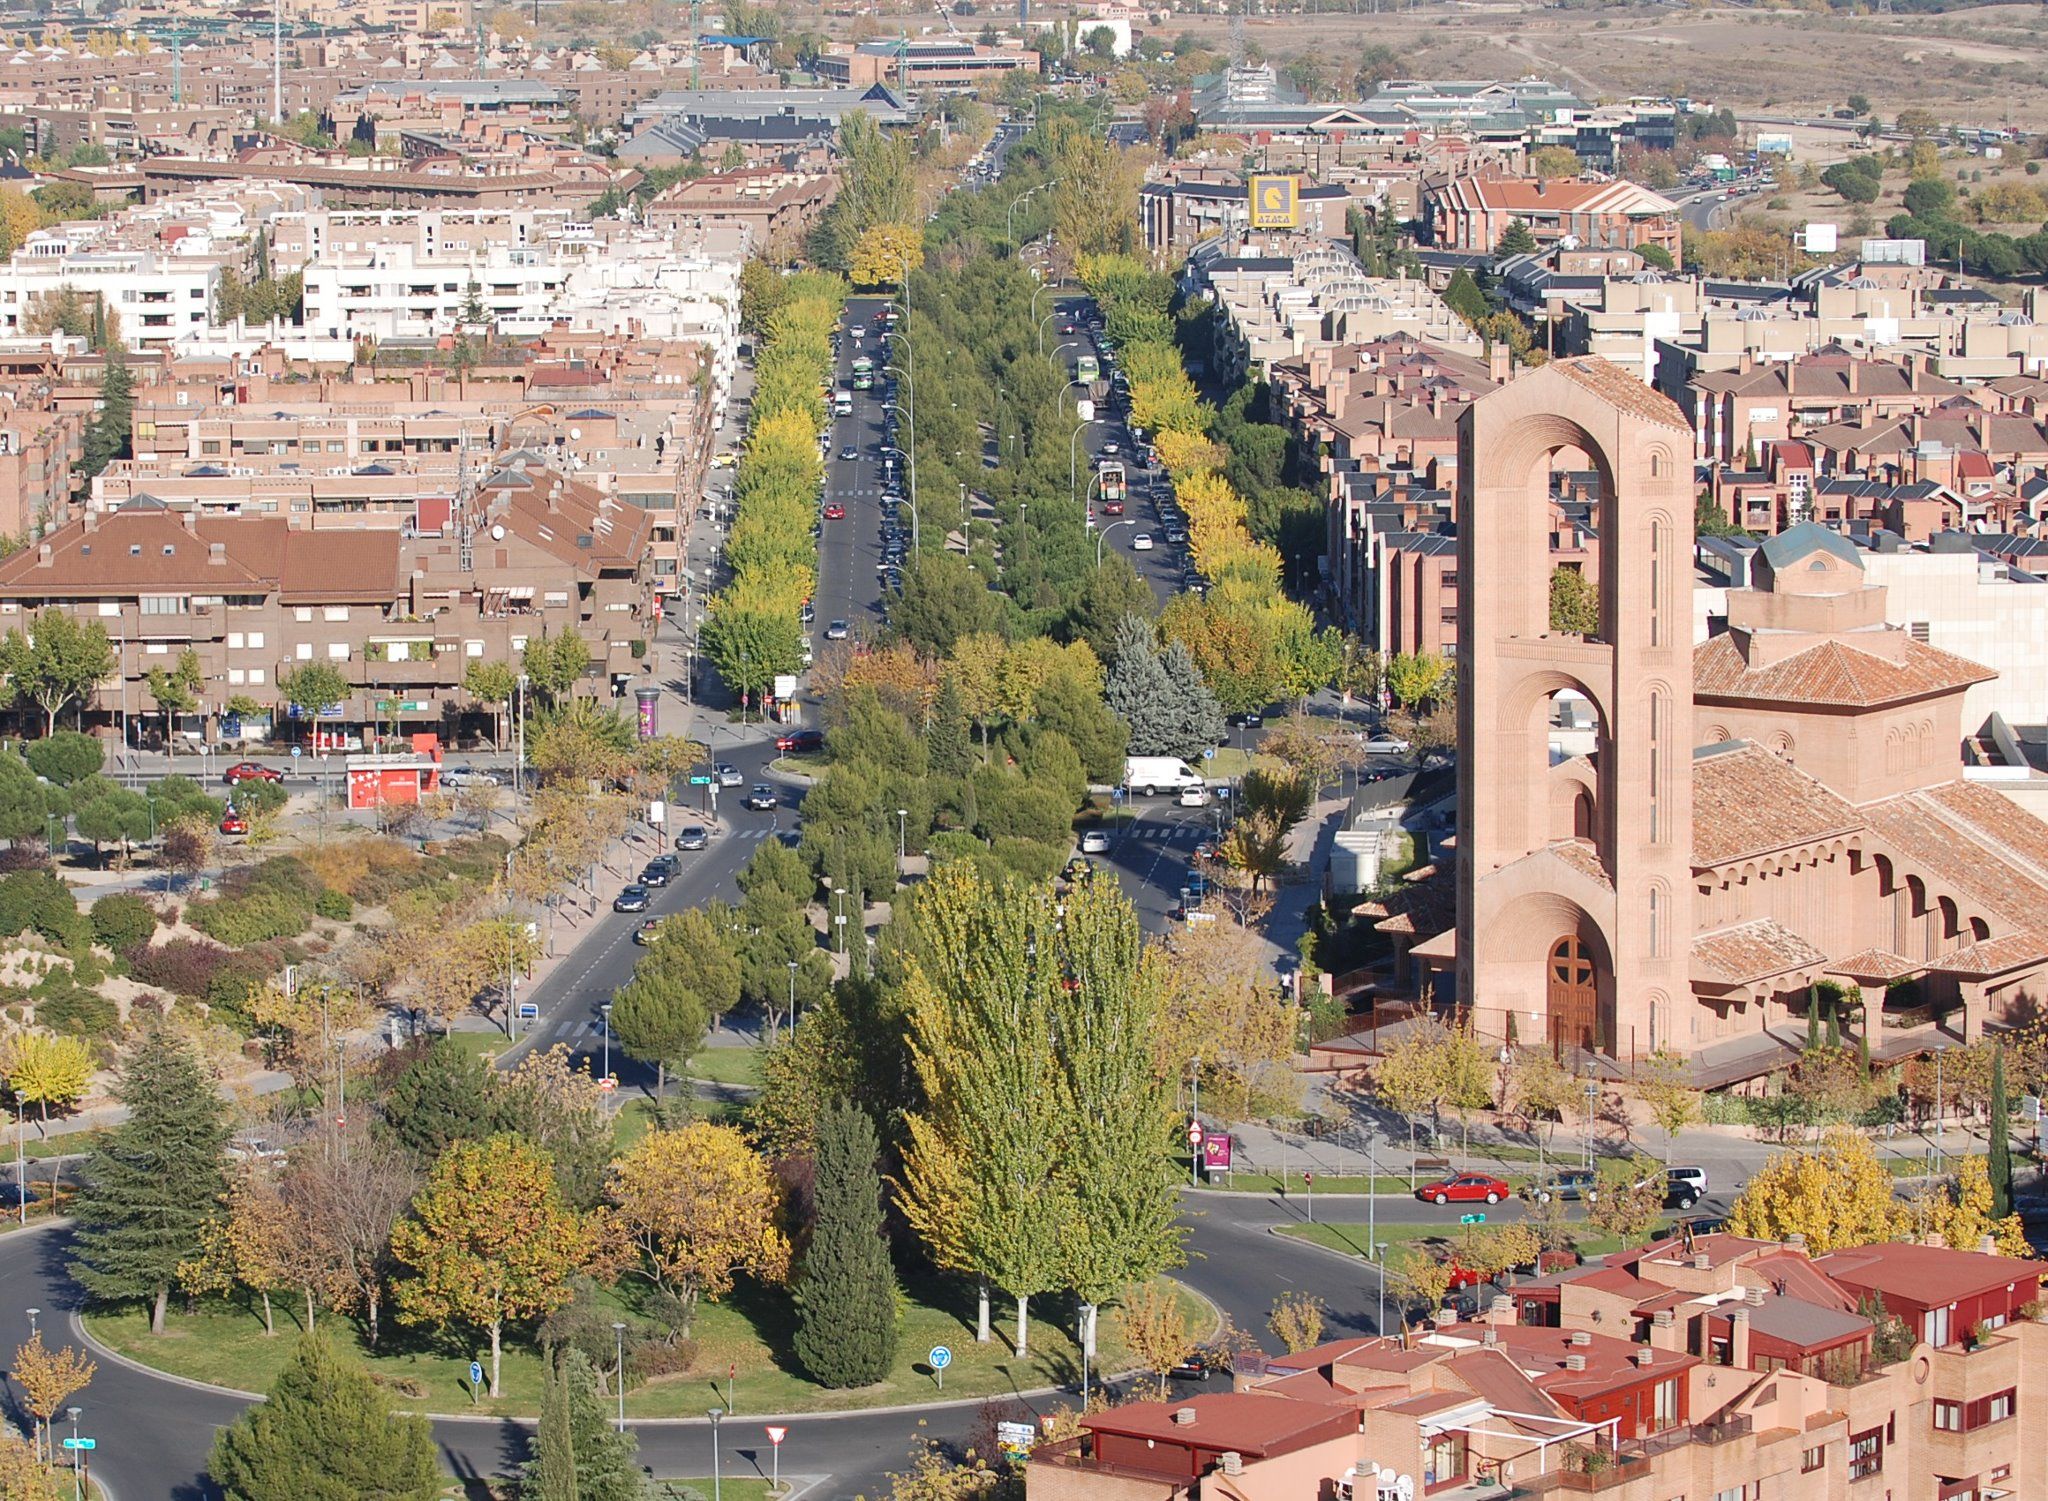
(491, 524, 505, 540)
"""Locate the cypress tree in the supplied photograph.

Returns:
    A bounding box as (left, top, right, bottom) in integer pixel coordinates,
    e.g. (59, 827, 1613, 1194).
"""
(927, 675, 973, 779)
(558, 1347, 641, 1501)
(524, 1353, 579, 1501)
(1988, 1043, 2013, 1221)
(209, 1335, 440, 1501)
(69, 1020, 231, 1334)
(794, 1102, 899, 1387)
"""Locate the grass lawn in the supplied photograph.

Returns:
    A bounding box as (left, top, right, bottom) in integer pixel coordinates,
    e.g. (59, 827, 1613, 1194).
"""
(1276, 1220, 1626, 1262)
(87, 1274, 1211, 1421)
(688, 1047, 765, 1091)
(442, 1029, 511, 1066)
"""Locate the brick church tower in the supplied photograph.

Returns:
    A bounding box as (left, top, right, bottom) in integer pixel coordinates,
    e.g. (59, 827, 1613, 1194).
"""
(1455, 359, 1696, 1059)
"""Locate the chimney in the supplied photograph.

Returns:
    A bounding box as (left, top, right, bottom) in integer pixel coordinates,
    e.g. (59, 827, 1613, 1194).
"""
(1635, 1349, 1656, 1367)
(207, 541, 226, 565)
(1980, 1234, 1998, 1256)
(1172, 1408, 1197, 1427)
(1218, 1453, 1243, 1477)
(1744, 1286, 1766, 1307)
(1739, 347, 1754, 375)
(1785, 1233, 1807, 1254)
(1483, 1329, 1499, 1347)
(1693, 1253, 1712, 1270)
(1438, 1305, 1458, 1326)
(35, 543, 50, 568)
(1846, 359, 1860, 395)
(1564, 1353, 1587, 1371)
(1489, 340, 1511, 385)
(1571, 1330, 1593, 1347)
(82, 509, 97, 532)
(1490, 1295, 1516, 1327)
(1729, 1307, 1751, 1370)
(179, 510, 197, 534)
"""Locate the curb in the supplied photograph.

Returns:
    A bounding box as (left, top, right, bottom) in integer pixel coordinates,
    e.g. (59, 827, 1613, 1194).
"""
(1264, 1223, 1391, 1277)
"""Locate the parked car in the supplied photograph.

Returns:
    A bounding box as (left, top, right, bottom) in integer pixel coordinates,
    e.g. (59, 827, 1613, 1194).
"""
(612, 885, 651, 913)
(224, 1138, 286, 1165)
(1531, 1169, 1599, 1204)
(1653, 1166, 1710, 1209)
(223, 762, 282, 785)
(715, 763, 744, 787)
(1079, 829, 1111, 854)
(0, 1182, 39, 1209)
(1167, 1346, 1231, 1381)
(1362, 736, 1412, 755)
(219, 811, 248, 836)
(1178, 784, 1211, 807)
(743, 785, 778, 811)
(776, 729, 825, 755)
(1229, 710, 1265, 730)
(1415, 1174, 1510, 1206)
(640, 855, 680, 887)
(676, 825, 710, 852)
(1063, 856, 1096, 884)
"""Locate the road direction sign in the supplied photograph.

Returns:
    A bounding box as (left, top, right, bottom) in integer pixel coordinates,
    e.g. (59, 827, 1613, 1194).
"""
(61, 1438, 93, 1452)
(290, 745, 302, 759)
(1459, 1213, 1487, 1225)
(1202, 747, 1216, 760)
(517, 1002, 539, 1021)
(599, 1076, 618, 1092)
(688, 774, 714, 786)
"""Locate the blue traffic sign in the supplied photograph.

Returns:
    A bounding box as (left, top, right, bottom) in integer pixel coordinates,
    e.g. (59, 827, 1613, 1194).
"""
(470, 1361, 484, 1387)
(1459, 1213, 1487, 1225)
(1202, 747, 1216, 760)
(290, 745, 302, 759)
(61, 1438, 93, 1451)
(517, 1003, 539, 1021)
(928, 1345, 953, 1370)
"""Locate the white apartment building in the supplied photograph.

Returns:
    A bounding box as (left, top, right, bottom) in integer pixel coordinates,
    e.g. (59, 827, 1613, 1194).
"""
(0, 235, 222, 351)
(299, 240, 570, 342)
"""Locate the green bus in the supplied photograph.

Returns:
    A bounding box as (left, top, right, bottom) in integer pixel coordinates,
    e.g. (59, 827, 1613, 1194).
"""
(1076, 353, 1099, 384)
(852, 356, 874, 390)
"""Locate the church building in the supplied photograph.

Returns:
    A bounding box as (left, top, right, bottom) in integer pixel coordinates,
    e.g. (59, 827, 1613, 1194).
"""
(1430, 357, 2048, 1060)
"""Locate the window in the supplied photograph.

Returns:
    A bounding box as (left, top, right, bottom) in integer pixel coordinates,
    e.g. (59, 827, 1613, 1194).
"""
(248, 668, 266, 685)
(1801, 1445, 1826, 1473)
(97, 602, 120, 617)
(1926, 1306, 1952, 1348)
(465, 641, 484, 657)
(1713, 1487, 1755, 1501)
(227, 668, 245, 686)
(227, 632, 244, 649)
(1847, 1427, 1883, 1482)
(247, 632, 264, 649)
(1985, 1388, 2015, 1424)
(326, 643, 349, 660)
(294, 607, 313, 623)
(139, 596, 186, 615)
(295, 642, 312, 660)
(1651, 1377, 1679, 1431)
(1934, 1400, 1962, 1432)
(322, 606, 350, 622)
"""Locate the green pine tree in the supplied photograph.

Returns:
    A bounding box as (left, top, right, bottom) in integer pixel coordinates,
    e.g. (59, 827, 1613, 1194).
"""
(380, 1035, 505, 1163)
(209, 1335, 441, 1501)
(69, 1020, 231, 1333)
(524, 1352, 579, 1501)
(82, 349, 133, 478)
(794, 1103, 900, 1387)
(558, 1347, 641, 1501)
(927, 675, 973, 779)
(1988, 1042, 2013, 1220)
(1441, 269, 1490, 328)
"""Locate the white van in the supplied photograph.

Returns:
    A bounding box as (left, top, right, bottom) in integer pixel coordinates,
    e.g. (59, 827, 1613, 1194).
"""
(1124, 756, 1206, 797)
(833, 390, 853, 416)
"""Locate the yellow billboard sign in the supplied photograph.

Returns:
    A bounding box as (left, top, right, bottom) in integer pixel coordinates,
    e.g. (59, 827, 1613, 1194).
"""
(1248, 174, 1300, 230)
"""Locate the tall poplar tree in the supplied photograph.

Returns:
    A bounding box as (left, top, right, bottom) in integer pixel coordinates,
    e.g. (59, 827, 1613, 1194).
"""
(526, 1348, 639, 1501)
(1048, 879, 1182, 1371)
(794, 1103, 899, 1387)
(898, 863, 1066, 1354)
(70, 1021, 231, 1334)
(525, 1355, 578, 1501)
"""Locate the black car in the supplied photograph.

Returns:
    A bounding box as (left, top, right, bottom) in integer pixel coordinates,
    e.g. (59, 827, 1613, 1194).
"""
(640, 856, 679, 887)
(613, 885, 651, 913)
(1530, 1168, 1599, 1203)
(0, 1182, 39, 1209)
(1229, 711, 1265, 730)
(676, 825, 709, 851)
(743, 784, 778, 811)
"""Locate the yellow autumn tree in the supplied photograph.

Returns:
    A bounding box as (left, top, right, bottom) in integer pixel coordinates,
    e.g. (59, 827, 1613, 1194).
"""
(0, 190, 43, 258)
(1913, 1155, 2031, 1258)
(849, 222, 924, 289)
(1151, 429, 1226, 480)
(1729, 1129, 1907, 1254)
(1, 1032, 92, 1126)
(605, 1122, 790, 1338)
(9, 1333, 91, 1462)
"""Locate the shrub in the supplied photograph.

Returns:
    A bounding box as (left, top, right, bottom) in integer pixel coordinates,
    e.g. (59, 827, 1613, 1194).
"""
(23, 732, 103, 786)
(313, 890, 354, 921)
(0, 847, 50, 876)
(35, 983, 118, 1039)
(625, 1337, 699, 1384)
(123, 937, 229, 998)
(205, 953, 273, 1028)
(0, 869, 89, 952)
(186, 888, 313, 946)
(90, 893, 158, 953)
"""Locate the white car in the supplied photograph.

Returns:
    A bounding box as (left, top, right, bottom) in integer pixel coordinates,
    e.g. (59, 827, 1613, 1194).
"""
(1362, 736, 1412, 756)
(1079, 829, 1111, 854)
(715, 763, 744, 787)
(847, 324, 866, 340)
(1178, 785, 1212, 807)
(1131, 533, 1154, 551)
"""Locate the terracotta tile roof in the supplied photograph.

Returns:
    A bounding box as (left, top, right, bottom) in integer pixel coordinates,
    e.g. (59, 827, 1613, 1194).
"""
(1441, 1350, 1563, 1429)
(1690, 744, 1860, 867)
(1825, 948, 1924, 982)
(1926, 932, 2048, 976)
(1858, 783, 2048, 930)
(1817, 1243, 2043, 1310)
(1553, 356, 1689, 430)
(1548, 840, 1612, 889)
(1694, 632, 1995, 709)
(1692, 919, 1829, 987)
(279, 529, 403, 602)
(1082, 1392, 1353, 1456)
(1477, 1326, 1696, 1401)
(0, 507, 275, 596)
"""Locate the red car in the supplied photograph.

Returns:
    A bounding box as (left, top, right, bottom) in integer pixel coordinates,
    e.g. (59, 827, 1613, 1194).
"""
(776, 728, 824, 754)
(822, 503, 846, 521)
(1102, 499, 1124, 515)
(1415, 1174, 1510, 1206)
(219, 811, 248, 835)
(1445, 1259, 1489, 1290)
(222, 762, 282, 785)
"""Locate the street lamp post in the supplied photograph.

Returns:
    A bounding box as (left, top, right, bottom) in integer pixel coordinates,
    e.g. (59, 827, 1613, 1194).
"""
(66, 1407, 79, 1500)
(896, 807, 908, 864)
(1375, 1241, 1390, 1333)
(600, 1002, 613, 1092)
(883, 364, 918, 548)
(1583, 1075, 1600, 1169)
(786, 959, 799, 1037)
(707, 1408, 725, 1501)
(1036, 309, 1062, 356)
(1095, 519, 1134, 565)
(1009, 182, 1050, 248)
(25, 1307, 37, 1340)
(1069, 418, 1091, 507)
(613, 1322, 628, 1431)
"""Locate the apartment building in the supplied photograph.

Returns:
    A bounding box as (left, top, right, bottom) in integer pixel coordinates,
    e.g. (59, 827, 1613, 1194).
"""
(0, 471, 653, 745)
(1028, 1235, 2046, 1501)
(812, 38, 1039, 90)
(0, 239, 223, 353)
(1137, 170, 1355, 259)
(641, 168, 838, 265)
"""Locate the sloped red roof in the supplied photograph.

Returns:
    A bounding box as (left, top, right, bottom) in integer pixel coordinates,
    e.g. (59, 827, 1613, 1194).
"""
(1694, 632, 1994, 709)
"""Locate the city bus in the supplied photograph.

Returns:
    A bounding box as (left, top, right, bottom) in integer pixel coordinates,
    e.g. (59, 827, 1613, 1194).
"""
(1098, 460, 1127, 507)
(1076, 353, 1100, 385)
(852, 356, 874, 390)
